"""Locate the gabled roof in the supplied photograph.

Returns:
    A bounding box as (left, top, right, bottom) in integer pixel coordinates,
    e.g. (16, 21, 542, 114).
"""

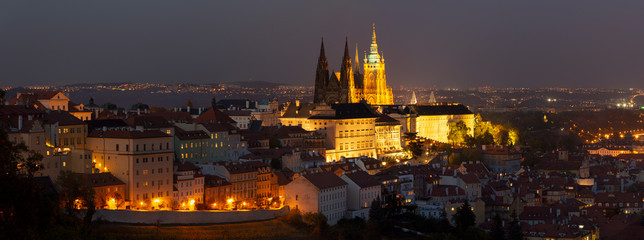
(45, 110, 85, 126)
(281, 102, 317, 118)
(74, 172, 125, 188)
(343, 171, 380, 188)
(375, 114, 400, 125)
(303, 172, 347, 190)
(194, 108, 236, 124)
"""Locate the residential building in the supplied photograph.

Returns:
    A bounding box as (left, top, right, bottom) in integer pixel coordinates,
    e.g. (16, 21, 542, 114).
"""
(285, 172, 348, 225)
(173, 161, 205, 210)
(341, 171, 381, 220)
(86, 129, 174, 209)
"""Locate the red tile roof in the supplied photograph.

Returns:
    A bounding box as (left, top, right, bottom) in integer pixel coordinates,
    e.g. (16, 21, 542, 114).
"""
(303, 172, 347, 190)
(343, 171, 380, 188)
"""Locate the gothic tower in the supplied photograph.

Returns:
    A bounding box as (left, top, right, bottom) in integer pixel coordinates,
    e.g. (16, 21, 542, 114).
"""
(314, 38, 329, 104)
(361, 24, 394, 105)
(340, 38, 353, 103)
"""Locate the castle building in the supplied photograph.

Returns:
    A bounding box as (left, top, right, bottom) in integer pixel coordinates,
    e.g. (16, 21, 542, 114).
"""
(314, 25, 394, 106)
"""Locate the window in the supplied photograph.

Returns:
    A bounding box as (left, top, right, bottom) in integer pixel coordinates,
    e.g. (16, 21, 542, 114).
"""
(116, 144, 119, 151)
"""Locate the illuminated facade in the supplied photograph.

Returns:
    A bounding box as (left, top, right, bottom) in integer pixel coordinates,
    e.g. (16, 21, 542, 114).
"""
(86, 130, 174, 209)
(406, 104, 475, 143)
(280, 102, 378, 162)
(314, 24, 394, 106)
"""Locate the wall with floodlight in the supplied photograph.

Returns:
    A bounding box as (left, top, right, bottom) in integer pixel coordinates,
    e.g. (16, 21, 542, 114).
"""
(92, 206, 289, 224)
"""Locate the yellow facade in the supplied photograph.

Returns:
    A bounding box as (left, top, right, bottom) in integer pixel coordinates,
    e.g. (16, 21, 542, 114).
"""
(349, 25, 394, 105)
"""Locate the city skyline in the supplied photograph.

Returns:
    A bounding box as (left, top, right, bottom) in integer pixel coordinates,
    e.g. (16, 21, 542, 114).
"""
(2, 1, 644, 89)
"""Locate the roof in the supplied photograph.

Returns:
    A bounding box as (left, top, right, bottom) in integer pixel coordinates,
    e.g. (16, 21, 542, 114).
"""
(428, 185, 466, 197)
(302, 172, 347, 190)
(45, 110, 85, 126)
(308, 102, 378, 119)
(88, 129, 170, 139)
(175, 161, 200, 172)
(205, 175, 232, 187)
(74, 172, 125, 188)
(125, 115, 172, 128)
(217, 99, 257, 109)
(343, 171, 380, 188)
(274, 171, 292, 186)
(221, 161, 268, 174)
(281, 102, 317, 118)
(194, 108, 237, 124)
(86, 119, 129, 132)
(375, 114, 400, 125)
(223, 110, 252, 116)
(147, 111, 193, 123)
(174, 127, 209, 140)
(405, 104, 472, 116)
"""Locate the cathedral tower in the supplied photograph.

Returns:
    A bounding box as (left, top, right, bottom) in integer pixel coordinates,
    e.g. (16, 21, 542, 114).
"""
(314, 38, 329, 104)
(361, 24, 394, 105)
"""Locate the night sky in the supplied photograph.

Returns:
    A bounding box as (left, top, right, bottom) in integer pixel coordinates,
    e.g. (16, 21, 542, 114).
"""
(2, 1, 644, 89)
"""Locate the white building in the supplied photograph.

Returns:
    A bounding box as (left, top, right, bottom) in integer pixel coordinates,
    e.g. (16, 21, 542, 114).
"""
(285, 172, 348, 225)
(341, 171, 381, 220)
(173, 161, 205, 210)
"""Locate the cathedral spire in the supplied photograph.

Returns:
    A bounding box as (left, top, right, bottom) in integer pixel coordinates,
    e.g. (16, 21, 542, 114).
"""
(319, 37, 327, 61)
(367, 23, 381, 63)
(429, 91, 436, 104)
(354, 43, 360, 73)
(340, 37, 353, 90)
(314, 38, 330, 104)
(410, 91, 417, 105)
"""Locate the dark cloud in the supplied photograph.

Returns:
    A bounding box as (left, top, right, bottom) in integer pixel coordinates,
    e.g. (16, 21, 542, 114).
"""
(1, 1, 644, 88)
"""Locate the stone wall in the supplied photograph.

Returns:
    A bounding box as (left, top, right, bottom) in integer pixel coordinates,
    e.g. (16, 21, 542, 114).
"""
(92, 207, 289, 225)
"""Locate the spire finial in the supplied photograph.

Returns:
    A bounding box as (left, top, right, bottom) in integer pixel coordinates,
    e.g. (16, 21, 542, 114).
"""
(372, 23, 376, 41)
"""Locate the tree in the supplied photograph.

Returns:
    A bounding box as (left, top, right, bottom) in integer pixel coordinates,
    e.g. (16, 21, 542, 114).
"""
(269, 137, 282, 148)
(0, 122, 50, 239)
(270, 158, 282, 170)
(335, 217, 366, 240)
(404, 132, 423, 159)
(368, 199, 385, 224)
(437, 209, 453, 233)
(303, 212, 329, 237)
(57, 171, 95, 217)
(495, 128, 511, 146)
(448, 121, 471, 146)
(491, 214, 505, 240)
(453, 200, 476, 232)
(508, 211, 523, 240)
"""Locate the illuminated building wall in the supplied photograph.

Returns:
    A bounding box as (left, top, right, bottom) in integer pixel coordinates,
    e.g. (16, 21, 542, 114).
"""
(87, 130, 174, 209)
(406, 104, 475, 143)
